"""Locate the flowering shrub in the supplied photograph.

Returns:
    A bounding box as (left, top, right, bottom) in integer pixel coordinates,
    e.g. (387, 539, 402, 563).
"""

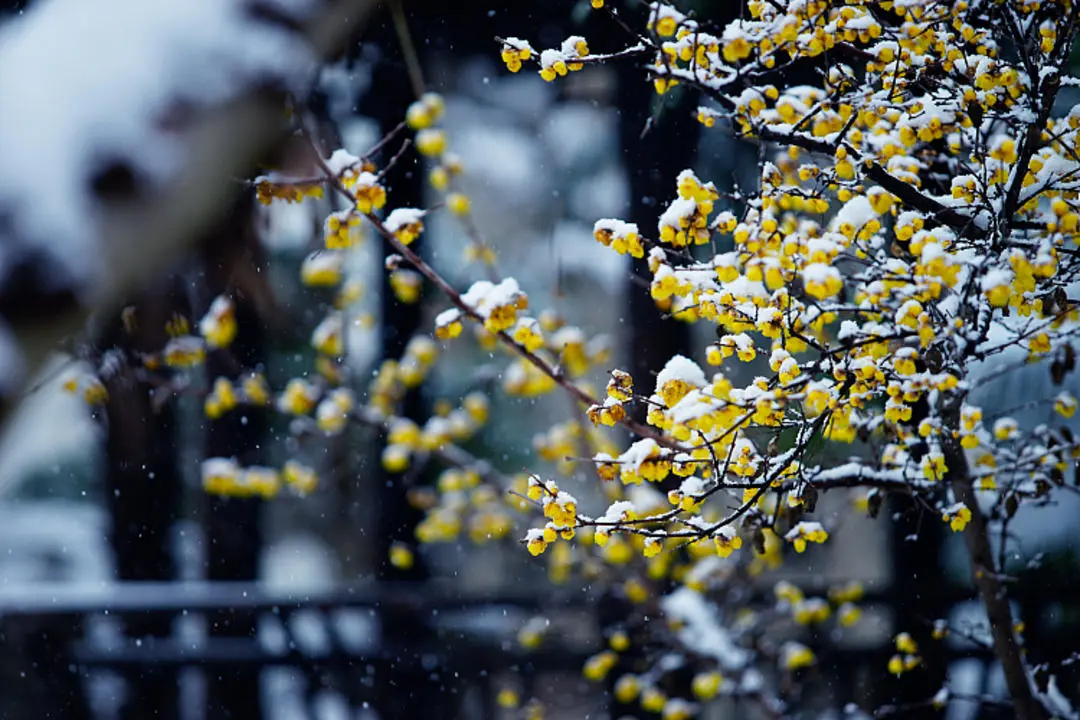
(66, 0, 1080, 717)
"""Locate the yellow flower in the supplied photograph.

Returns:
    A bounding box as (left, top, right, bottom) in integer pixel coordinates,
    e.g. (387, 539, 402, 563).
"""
(238, 373, 270, 406)
(802, 263, 843, 300)
(692, 671, 722, 700)
(779, 641, 815, 671)
(204, 377, 238, 419)
(517, 616, 547, 648)
(202, 457, 241, 495)
(895, 632, 918, 654)
(415, 129, 446, 157)
(315, 391, 353, 434)
(447, 192, 471, 216)
(714, 527, 743, 557)
(382, 444, 411, 473)
(301, 250, 345, 287)
(385, 207, 425, 246)
(277, 378, 318, 416)
(640, 686, 667, 713)
(79, 377, 109, 405)
(500, 38, 533, 73)
(643, 537, 663, 558)
(164, 336, 207, 368)
(785, 521, 828, 553)
(496, 688, 520, 709)
(353, 172, 387, 214)
(311, 313, 343, 356)
(1054, 392, 1077, 419)
(794, 598, 831, 625)
(199, 296, 237, 349)
(240, 466, 281, 499)
(993, 417, 1019, 441)
(582, 651, 618, 681)
(838, 602, 862, 627)
(404, 93, 444, 130)
(525, 528, 549, 556)
(282, 461, 318, 495)
(434, 308, 464, 340)
(614, 675, 640, 703)
(390, 269, 423, 304)
(1028, 332, 1051, 356)
(661, 699, 694, 720)
(323, 210, 362, 249)
(942, 503, 972, 532)
(389, 542, 414, 569)
(921, 452, 948, 482)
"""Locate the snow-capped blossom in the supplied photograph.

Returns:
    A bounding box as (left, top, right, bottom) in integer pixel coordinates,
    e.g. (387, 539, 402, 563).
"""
(384, 207, 425, 245)
(277, 378, 318, 416)
(282, 460, 318, 496)
(594, 453, 620, 482)
(784, 522, 828, 553)
(542, 490, 578, 530)
(793, 597, 831, 625)
(301, 250, 345, 287)
(658, 197, 707, 247)
(779, 641, 815, 671)
(460, 278, 528, 333)
(729, 437, 761, 478)
(655, 354, 707, 408)
(1054, 392, 1077, 419)
(648, 2, 691, 37)
(993, 417, 1019, 441)
(163, 335, 206, 368)
(593, 218, 644, 257)
(667, 475, 708, 511)
(510, 316, 543, 352)
(717, 332, 756, 363)
(434, 308, 463, 340)
(199, 296, 237, 349)
(691, 672, 722, 701)
(310, 313, 343, 356)
(538, 48, 568, 82)
(499, 37, 533, 73)
(587, 396, 627, 427)
(941, 502, 972, 532)
(348, 172, 386, 214)
(607, 369, 634, 401)
(414, 129, 446, 158)
(802, 263, 842, 300)
(316, 388, 353, 435)
(618, 439, 673, 484)
(404, 91, 445, 129)
(324, 209, 362, 249)
(203, 377, 238, 419)
(381, 443, 410, 473)
(389, 269, 422, 304)
(713, 525, 742, 557)
(202, 457, 240, 495)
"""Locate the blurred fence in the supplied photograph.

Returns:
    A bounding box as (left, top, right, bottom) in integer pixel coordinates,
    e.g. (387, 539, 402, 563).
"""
(5, 570, 1076, 719)
(0, 579, 599, 720)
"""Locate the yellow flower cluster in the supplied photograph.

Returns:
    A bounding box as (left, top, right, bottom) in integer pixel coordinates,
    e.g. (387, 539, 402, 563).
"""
(888, 632, 921, 676)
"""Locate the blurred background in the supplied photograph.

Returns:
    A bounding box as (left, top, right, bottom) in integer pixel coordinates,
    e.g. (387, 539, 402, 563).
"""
(1, 1, 1079, 719)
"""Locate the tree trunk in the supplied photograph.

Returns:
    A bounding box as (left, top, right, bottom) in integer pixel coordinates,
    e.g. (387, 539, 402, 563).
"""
(943, 419, 1045, 720)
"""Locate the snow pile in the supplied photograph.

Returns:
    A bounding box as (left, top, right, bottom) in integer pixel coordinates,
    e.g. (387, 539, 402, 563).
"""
(660, 586, 749, 670)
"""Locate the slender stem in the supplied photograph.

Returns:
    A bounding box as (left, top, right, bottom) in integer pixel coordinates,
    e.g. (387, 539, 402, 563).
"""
(389, 0, 426, 99)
